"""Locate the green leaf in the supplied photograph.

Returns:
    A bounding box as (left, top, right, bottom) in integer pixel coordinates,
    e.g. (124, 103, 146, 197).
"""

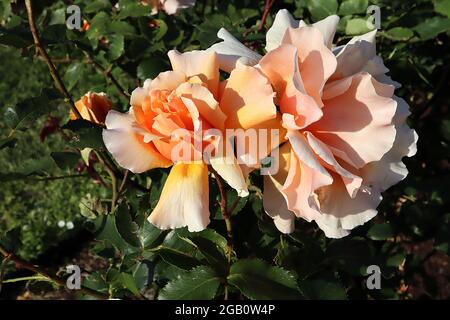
(158, 266, 221, 300)
(153, 19, 168, 41)
(93, 215, 132, 252)
(150, 245, 200, 270)
(62, 119, 104, 149)
(4, 92, 55, 130)
(0, 137, 17, 149)
(119, 272, 141, 296)
(149, 229, 201, 270)
(367, 223, 395, 241)
(107, 35, 125, 61)
(64, 63, 85, 91)
(384, 27, 414, 41)
(180, 230, 228, 273)
(307, 0, 338, 21)
(228, 259, 302, 300)
(51, 152, 80, 170)
(115, 203, 141, 247)
(414, 17, 450, 40)
(84, 0, 113, 13)
(0, 156, 56, 182)
(299, 273, 347, 300)
(49, 8, 66, 25)
(345, 18, 374, 35)
(116, 1, 151, 19)
(132, 262, 151, 290)
(339, 0, 368, 15)
(110, 21, 136, 35)
(137, 59, 167, 80)
(435, 0, 450, 18)
(86, 12, 110, 42)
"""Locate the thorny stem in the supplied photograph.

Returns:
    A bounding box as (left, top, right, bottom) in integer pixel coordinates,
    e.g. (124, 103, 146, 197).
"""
(96, 151, 118, 212)
(0, 245, 108, 299)
(25, 0, 82, 119)
(258, 0, 276, 32)
(210, 167, 234, 300)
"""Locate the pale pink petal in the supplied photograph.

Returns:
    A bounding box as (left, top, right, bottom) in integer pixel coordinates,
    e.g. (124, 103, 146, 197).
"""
(361, 96, 418, 191)
(331, 30, 377, 80)
(265, 9, 299, 52)
(263, 143, 295, 233)
(209, 28, 262, 73)
(282, 27, 337, 105)
(284, 130, 333, 221)
(258, 44, 323, 129)
(313, 172, 382, 238)
(282, 148, 332, 221)
(322, 76, 352, 100)
(310, 15, 340, 49)
(307, 73, 397, 169)
(306, 132, 362, 198)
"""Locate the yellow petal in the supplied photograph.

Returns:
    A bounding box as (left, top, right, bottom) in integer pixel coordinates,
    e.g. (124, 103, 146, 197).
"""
(148, 162, 210, 232)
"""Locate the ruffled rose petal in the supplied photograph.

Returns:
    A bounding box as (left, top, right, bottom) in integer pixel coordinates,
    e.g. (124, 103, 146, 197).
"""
(308, 73, 397, 169)
(148, 162, 210, 232)
(210, 156, 249, 197)
(331, 30, 377, 80)
(103, 111, 172, 173)
(168, 50, 220, 97)
(209, 28, 262, 73)
(282, 27, 337, 105)
(220, 63, 277, 130)
(310, 15, 340, 49)
(259, 44, 323, 129)
(265, 9, 299, 52)
(284, 130, 333, 221)
(306, 132, 362, 198)
(361, 96, 418, 191)
(263, 143, 295, 233)
(313, 172, 382, 238)
(175, 82, 226, 130)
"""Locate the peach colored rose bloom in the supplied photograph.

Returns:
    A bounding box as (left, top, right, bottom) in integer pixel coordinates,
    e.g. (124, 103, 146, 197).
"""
(71, 92, 112, 124)
(141, 0, 195, 15)
(102, 50, 278, 232)
(210, 10, 418, 238)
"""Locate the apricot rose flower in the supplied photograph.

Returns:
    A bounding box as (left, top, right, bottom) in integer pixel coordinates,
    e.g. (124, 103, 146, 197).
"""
(71, 92, 112, 124)
(102, 50, 278, 232)
(210, 10, 418, 238)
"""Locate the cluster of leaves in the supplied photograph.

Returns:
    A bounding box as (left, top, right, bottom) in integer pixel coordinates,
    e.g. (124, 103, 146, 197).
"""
(1, 0, 449, 299)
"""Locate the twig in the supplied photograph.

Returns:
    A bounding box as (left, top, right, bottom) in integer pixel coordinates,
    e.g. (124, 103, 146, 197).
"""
(258, 0, 276, 32)
(85, 53, 131, 100)
(0, 244, 108, 299)
(24, 0, 82, 119)
(30, 174, 89, 181)
(117, 170, 130, 197)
